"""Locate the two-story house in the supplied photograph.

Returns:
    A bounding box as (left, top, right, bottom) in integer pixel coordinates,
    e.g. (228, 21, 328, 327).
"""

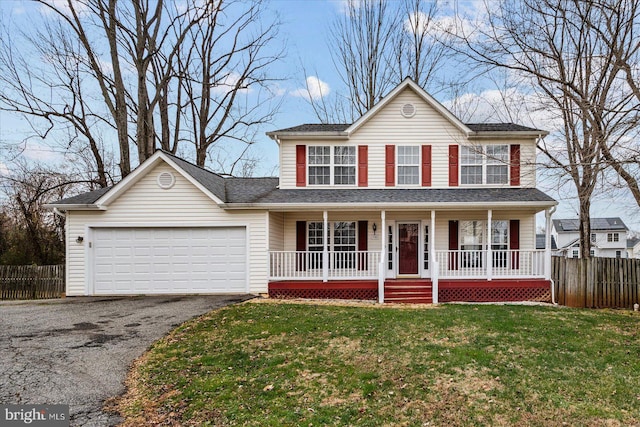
(552, 217, 629, 258)
(49, 78, 557, 303)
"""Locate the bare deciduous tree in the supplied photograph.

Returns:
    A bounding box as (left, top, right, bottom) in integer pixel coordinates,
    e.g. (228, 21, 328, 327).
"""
(450, 0, 640, 258)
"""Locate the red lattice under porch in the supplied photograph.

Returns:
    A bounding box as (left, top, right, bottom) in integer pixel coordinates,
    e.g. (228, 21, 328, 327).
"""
(438, 279, 551, 303)
(269, 280, 378, 300)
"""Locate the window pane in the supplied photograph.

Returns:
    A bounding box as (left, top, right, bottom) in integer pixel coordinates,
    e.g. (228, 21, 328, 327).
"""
(309, 166, 330, 185)
(461, 166, 482, 184)
(460, 220, 484, 248)
(334, 146, 355, 165)
(334, 166, 355, 185)
(398, 166, 419, 185)
(487, 165, 508, 184)
(461, 146, 482, 164)
(308, 146, 330, 165)
(486, 145, 508, 164)
(398, 146, 420, 165)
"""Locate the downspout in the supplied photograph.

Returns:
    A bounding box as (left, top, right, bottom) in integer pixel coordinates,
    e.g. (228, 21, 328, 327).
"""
(546, 205, 557, 305)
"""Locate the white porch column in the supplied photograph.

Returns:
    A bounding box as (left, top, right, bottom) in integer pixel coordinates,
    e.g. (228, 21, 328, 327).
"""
(323, 211, 329, 282)
(487, 210, 492, 281)
(431, 210, 438, 304)
(379, 211, 386, 303)
(545, 208, 552, 280)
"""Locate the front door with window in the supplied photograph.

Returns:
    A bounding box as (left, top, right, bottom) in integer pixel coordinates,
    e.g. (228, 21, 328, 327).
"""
(398, 223, 419, 275)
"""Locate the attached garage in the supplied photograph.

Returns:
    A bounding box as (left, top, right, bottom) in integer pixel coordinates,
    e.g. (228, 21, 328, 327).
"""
(90, 227, 247, 295)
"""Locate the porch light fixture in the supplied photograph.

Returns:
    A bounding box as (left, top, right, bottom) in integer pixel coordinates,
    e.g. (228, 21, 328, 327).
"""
(76, 236, 84, 243)
(372, 223, 377, 236)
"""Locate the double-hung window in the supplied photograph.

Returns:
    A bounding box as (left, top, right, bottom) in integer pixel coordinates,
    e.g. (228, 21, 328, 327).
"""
(308, 146, 355, 185)
(397, 146, 420, 185)
(491, 220, 508, 267)
(334, 146, 356, 185)
(486, 145, 509, 184)
(461, 145, 509, 185)
(460, 220, 484, 268)
(307, 222, 324, 268)
(607, 233, 619, 242)
(333, 221, 356, 268)
(308, 146, 330, 185)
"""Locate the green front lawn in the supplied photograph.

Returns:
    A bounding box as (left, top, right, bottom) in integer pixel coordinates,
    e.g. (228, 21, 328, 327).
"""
(117, 301, 640, 426)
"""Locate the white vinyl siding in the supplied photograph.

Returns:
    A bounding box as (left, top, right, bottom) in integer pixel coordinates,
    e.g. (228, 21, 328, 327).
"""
(278, 88, 538, 189)
(66, 162, 268, 296)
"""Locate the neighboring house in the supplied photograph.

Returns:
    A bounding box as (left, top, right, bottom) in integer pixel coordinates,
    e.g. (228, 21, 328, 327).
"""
(48, 78, 557, 303)
(536, 233, 557, 251)
(627, 237, 640, 259)
(551, 217, 628, 258)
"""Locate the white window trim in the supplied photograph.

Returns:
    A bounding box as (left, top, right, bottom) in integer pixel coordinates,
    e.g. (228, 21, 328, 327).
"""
(307, 145, 357, 187)
(460, 144, 510, 187)
(396, 145, 421, 187)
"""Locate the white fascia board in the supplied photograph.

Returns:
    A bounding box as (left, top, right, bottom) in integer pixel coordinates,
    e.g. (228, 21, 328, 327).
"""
(44, 204, 107, 211)
(346, 78, 472, 136)
(468, 131, 548, 140)
(269, 133, 349, 140)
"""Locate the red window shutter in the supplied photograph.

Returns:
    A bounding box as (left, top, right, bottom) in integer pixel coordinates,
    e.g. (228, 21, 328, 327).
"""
(358, 221, 368, 270)
(510, 219, 520, 269)
(449, 145, 459, 187)
(449, 220, 459, 270)
(385, 145, 395, 186)
(296, 145, 306, 187)
(422, 145, 432, 187)
(296, 221, 306, 271)
(358, 145, 368, 187)
(510, 144, 520, 186)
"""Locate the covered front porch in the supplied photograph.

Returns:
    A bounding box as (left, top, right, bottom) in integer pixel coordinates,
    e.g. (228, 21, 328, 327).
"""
(267, 207, 555, 303)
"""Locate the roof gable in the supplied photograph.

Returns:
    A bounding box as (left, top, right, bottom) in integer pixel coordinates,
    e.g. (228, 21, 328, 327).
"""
(95, 151, 226, 207)
(345, 77, 471, 136)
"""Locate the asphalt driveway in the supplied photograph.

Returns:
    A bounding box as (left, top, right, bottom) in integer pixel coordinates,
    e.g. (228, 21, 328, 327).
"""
(0, 295, 253, 426)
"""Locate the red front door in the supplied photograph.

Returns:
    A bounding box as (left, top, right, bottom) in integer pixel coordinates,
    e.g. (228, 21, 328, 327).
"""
(398, 223, 419, 275)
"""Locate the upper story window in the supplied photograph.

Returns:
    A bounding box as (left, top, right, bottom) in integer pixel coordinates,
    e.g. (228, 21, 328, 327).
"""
(397, 146, 420, 185)
(308, 146, 355, 185)
(607, 233, 619, 242)
(461, 145, 509, 185)
(591, 233, 596, 243)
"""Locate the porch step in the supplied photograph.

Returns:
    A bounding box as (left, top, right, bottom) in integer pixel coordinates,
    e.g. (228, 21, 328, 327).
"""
(384, 280, 433, 304)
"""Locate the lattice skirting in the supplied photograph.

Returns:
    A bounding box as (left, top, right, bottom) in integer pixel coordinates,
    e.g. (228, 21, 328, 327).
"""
(270, 288, 377, 300)
(269, 281, 378, 300)
(439, 285, 551, 303)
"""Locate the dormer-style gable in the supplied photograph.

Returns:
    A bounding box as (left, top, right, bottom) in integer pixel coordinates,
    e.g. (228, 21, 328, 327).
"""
(268, 78, 547, 190)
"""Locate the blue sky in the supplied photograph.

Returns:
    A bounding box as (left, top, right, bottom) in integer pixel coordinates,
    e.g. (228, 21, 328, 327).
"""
(1, 0, 639, 231)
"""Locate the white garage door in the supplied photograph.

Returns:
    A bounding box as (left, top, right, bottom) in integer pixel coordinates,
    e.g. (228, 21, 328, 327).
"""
(91, 227, 246, 295)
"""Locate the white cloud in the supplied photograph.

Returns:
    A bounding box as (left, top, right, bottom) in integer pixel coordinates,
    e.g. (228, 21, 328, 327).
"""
(39, 0, 89, 17)
(21, 143, 65, 164)
(290, 76, 330, 101)
(0, 162, 9, 177)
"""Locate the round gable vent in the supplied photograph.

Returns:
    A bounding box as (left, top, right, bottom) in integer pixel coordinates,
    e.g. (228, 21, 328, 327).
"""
(157, 171, 175, 189)
(401, 103, 416, 118)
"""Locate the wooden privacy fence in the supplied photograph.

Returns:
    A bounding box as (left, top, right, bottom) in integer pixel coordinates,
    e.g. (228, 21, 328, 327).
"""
(552, 257, 640, 308)
(0, 265, 65, 300)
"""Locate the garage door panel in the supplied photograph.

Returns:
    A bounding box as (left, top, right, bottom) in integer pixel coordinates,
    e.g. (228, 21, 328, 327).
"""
(92, 227, 246, 295)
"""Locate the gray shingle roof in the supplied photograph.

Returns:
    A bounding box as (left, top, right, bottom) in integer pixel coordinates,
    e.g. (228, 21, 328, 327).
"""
(465, 123, 544, 133)
(270, 124, 350, 133)
(627, 237, 640, 248)
(269, 122, 544, 134)
(54, 187, 112, 205)
(161, 151, 226, 200)
(552, 217, 628, 232)
(241, 187, 555, 205)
